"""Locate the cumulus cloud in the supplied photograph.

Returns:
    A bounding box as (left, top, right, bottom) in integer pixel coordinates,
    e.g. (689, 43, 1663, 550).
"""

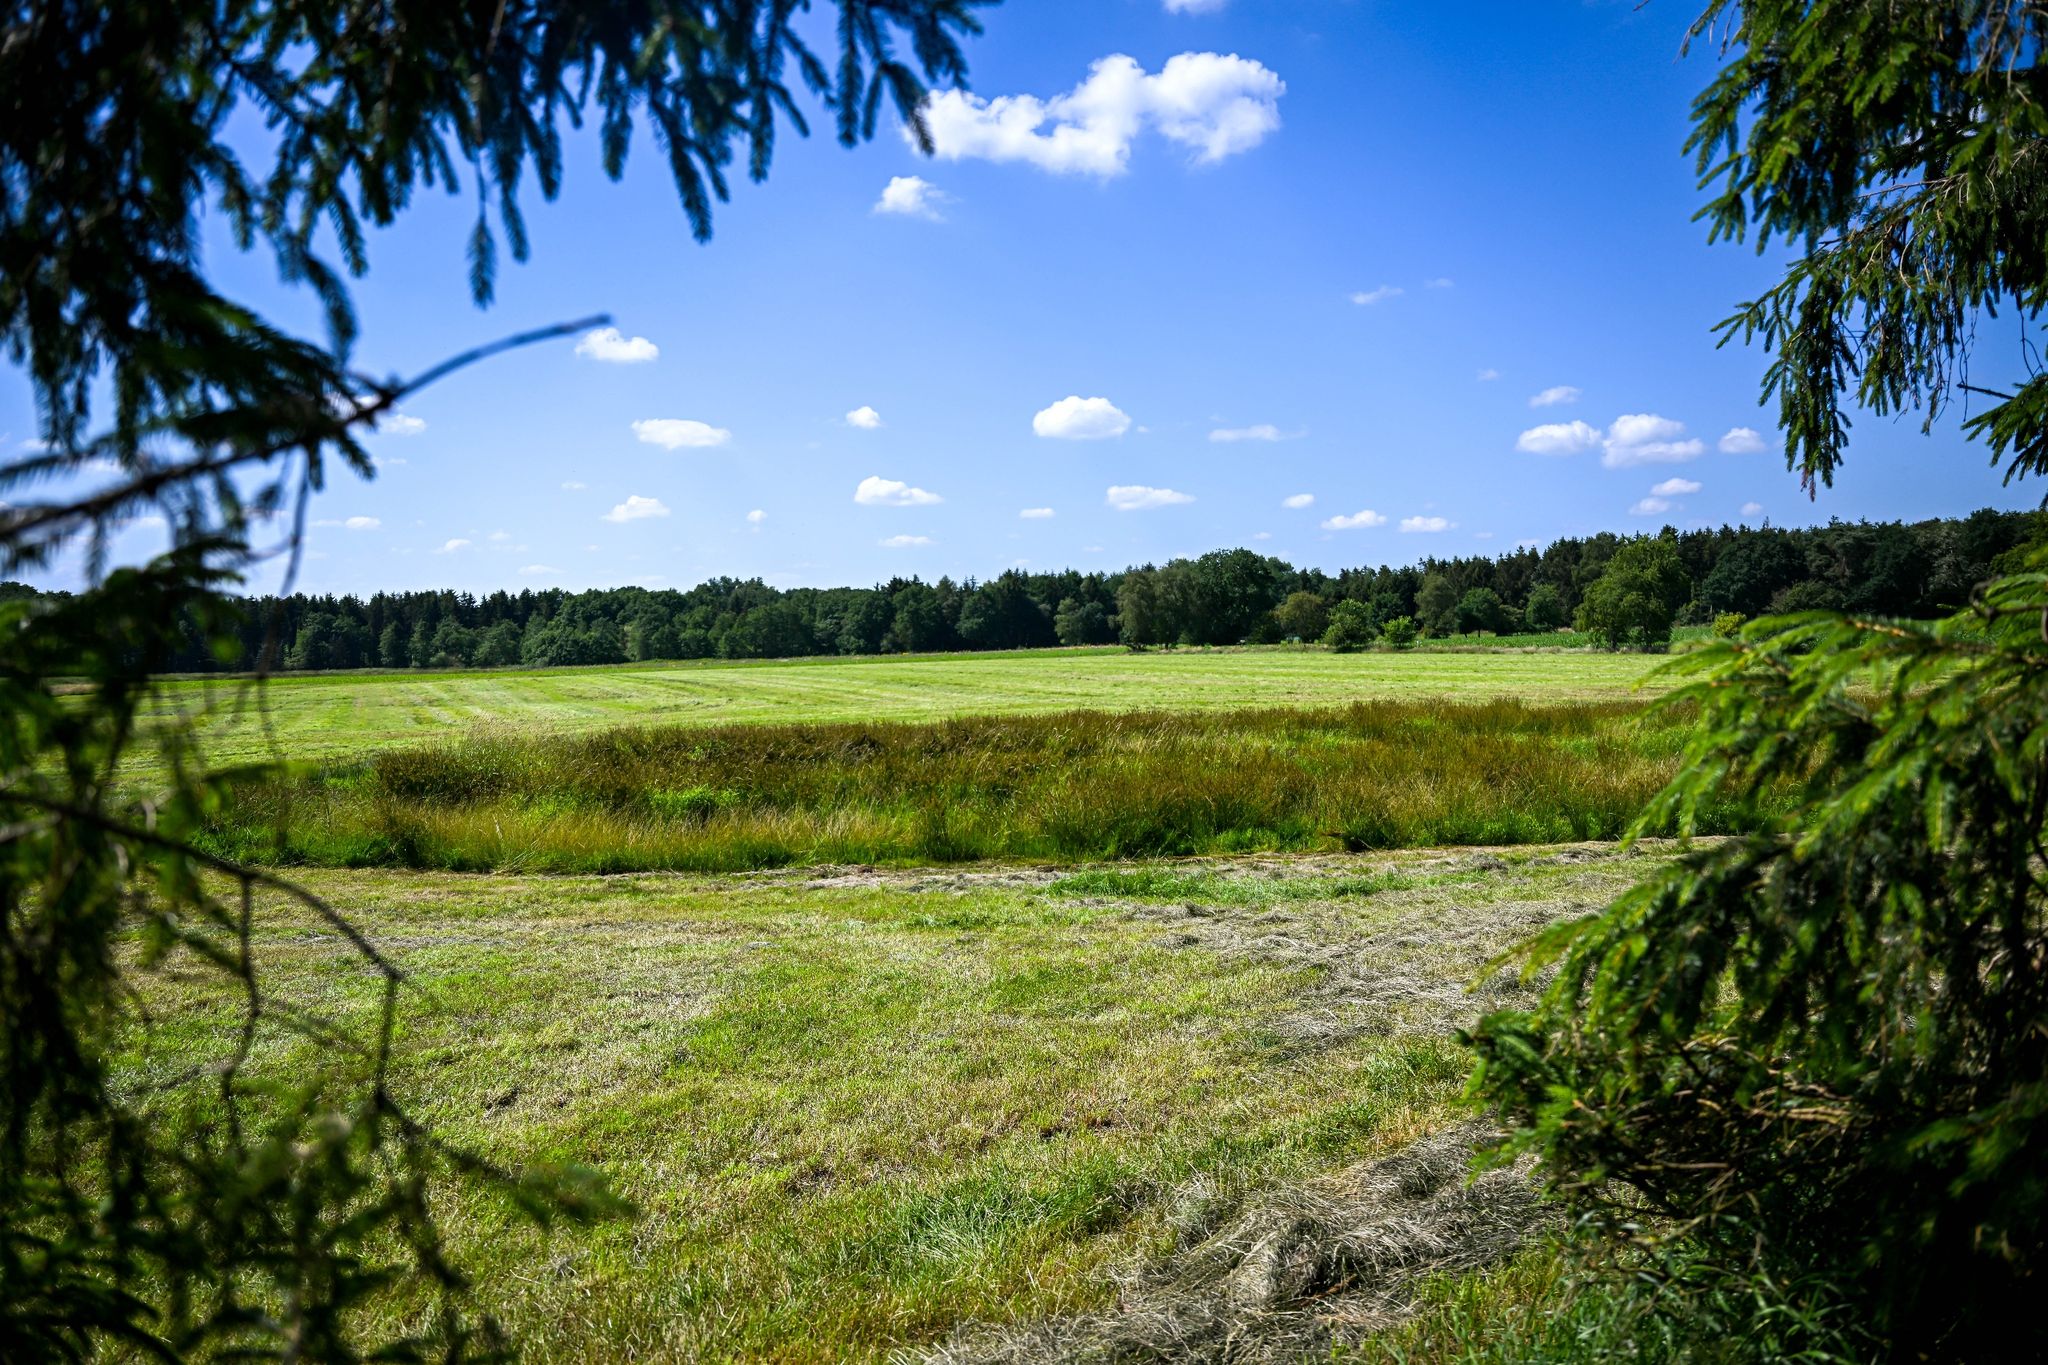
(1350, 285, 1402, 306)
(602, 494, 670, 523)
(880, 534, 934, 548)
(436, 538, 471, 553)
(345, 515, 380, 531)
(575, 326, 659, 363)
(854, 475, 943, 507)
(1516, 420, 1601, 456)
(1476, 368, 1501, 381)
(1603, 414, 1704, 467)
(377, 412, 426, 436)
(518, 564, 559, 576)
(845, 405, 884, 429)
(1529, 385, 1581, 408)
(1019, 507, 1055, 519)
(1322, 509, 1387, 530)
(1164, 0, 1226, 11)
(1650, 477, 1702, 496)
(1033, 395, 1131, 440)
(1210, 424, 1294, 443)
(746, 509, 767, 525)
(1281, 493, 1314, 509)
(924, 53, 1284, 177)
(1425, 277, 1454, 289)
(874, 175, 948, 220)
(1252, 531, 1272, 540)
(1741, 501, 1765, 517)
(1630, 497, 1673, 517)
(561, 480, 587, 491)
(1106, 484, 1193, 511)
(633, 418, 731, 449)
(1400, 515, 1453, 533)
(1720, 426, 1768, 454)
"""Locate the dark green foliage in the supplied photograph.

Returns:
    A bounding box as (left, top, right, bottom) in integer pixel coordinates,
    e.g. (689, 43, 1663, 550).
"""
(0, 1, 988, 1356)
(1274, 590, 1330, 642)
(1574, 538, 1690, 650)
(1688, 1, 2048, 491)
(1470, 564, 2048, 1356)
(1321, 600, 1376, 652)
(1416, 573, 1459, 636)
(1522, 583, 1568, 632)
(1454, 587, 1511, 636)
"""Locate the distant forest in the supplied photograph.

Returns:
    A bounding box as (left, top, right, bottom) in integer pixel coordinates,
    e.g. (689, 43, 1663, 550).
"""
(3, 509, 2037, 672)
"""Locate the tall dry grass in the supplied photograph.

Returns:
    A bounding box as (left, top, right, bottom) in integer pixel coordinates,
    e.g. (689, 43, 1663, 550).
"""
(203, 699, 1748, 872)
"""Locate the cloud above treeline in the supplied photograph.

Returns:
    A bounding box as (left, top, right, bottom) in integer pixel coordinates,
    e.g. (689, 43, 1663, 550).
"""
(922, 52, 1285, 177)
(1106, 484, 1192, 511)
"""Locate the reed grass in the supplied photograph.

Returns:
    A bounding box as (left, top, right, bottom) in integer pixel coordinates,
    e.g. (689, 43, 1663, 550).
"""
(202, 699, 1752, 873)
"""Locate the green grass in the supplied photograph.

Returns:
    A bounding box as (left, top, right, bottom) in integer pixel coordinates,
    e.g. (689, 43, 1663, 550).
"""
(200, 698, 1746, 873)
(122, 850, 1645, 1362)
(141, 645, 1673, 773)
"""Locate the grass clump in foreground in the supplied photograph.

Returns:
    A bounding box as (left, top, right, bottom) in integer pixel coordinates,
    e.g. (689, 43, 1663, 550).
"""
(201, 698, 1755, 873)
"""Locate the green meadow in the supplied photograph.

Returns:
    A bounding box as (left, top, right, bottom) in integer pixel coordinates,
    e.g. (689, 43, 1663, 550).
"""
(135, 647, 1718, 1358)
(130, 848, 1651, 1363)
(145, 644, 1670, 771)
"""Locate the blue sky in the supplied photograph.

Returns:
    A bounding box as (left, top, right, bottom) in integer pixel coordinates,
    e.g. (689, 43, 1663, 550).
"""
(4, 0, 2036, 596)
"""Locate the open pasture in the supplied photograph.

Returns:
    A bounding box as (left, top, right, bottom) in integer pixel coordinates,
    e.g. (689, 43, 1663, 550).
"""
(146, 646, 1671, 773)
(130, 847, 1650, 1362)
(202, 698, 1742, 873)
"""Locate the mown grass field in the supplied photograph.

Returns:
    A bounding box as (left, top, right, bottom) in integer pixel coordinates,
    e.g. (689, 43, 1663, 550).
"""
(129, 848, 1652, 1362)
(146, 645, 1671, 772)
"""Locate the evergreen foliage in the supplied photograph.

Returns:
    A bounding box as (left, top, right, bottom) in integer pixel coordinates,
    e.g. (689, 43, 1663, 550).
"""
(0, 1, 987, 1356)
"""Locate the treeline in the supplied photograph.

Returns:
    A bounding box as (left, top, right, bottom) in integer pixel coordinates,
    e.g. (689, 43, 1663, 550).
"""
(2, 509, 2036, 671)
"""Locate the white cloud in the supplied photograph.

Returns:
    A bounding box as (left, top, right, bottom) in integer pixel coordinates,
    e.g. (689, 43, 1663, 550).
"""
(1603, 414, 1705, 467)
(1252, 531, 1272, 540)
(1650, 477, 1702, 496)
(602, 494, 670, 523)
(1425, 277, 1454, 289)
(487, 529, 513, 542)
(1399, 515, 1453, 533)
(874, 175, 948, 220)
(845, 405, 884, 429)
(1164, 0, 1227, 11)
(1630, 497, 1674, 517)
(575, 326, 659, 364)
(1741, 501, 1765, 517)
(1281, 493, 1315, 509)
(1476, 368, 1500, 382)
(924, 53, 1284, 176)
(377, 412, 427, 437)
(346, 515, 380, 531)
(1720, 426, 1768, 454)
(1516, 420, 1601, 456)
(880, 534, 934, 548)
(436, 538, 471, 553)
(372, 455, 407, 469)
(1322, 509, 1388, 530)
(1529, 385, 1581, 408)
(561, 480, 587, 491)
(518, 564, 559, 576)
(1350, 285, 1402, 306)
(1033, 395, 1131, 440)
(1210, 424, 1295, 443)
(746, 509, 767, 525)
(854, 475, 943, 507)
(1019, 507, 1055, 519)
(632, 418, 731, 449)
(1106, 484, 1194, 511)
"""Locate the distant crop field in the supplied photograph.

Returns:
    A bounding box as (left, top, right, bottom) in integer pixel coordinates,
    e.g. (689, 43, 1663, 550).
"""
(145, 645, 1672, 773)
